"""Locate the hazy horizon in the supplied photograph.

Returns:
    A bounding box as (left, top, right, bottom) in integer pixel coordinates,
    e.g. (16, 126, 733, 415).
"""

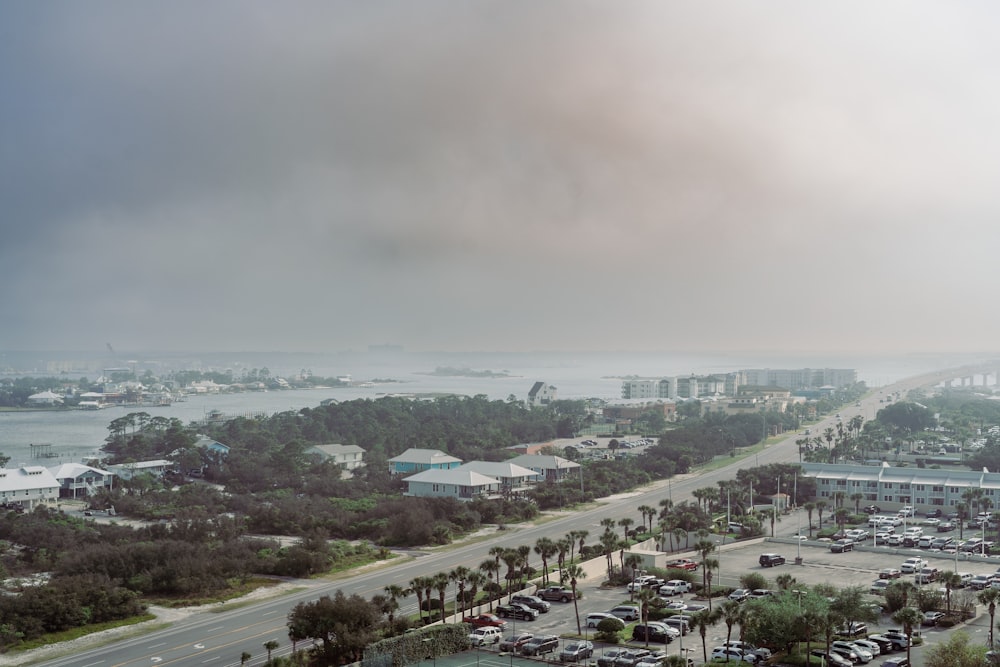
(6, 2, 1000, 355)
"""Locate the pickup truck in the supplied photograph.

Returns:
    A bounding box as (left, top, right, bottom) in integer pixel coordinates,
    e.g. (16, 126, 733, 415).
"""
(463, 614, 507, 629)
(537, 586, 577, 602)
(664, 559, 698, 571)
(496, 603, 538, 621)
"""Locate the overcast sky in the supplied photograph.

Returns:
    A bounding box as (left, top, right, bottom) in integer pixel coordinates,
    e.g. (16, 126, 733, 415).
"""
(4, 1, 1000, 355)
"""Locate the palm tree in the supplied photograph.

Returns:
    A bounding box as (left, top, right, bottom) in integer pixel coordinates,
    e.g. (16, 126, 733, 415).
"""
(690, 608, 722, 664)
(824, 427, 835, 462)
(501, 549, 521, 597)
(449, 566, 470, 618)
(263, 640, 279, 665)
(720, 600, 743, 650)
(816, 500, 828, 529)
(566, 530, 581, 562)
(704, 557, 719, 609)
(804, 502, 816, 536)
(383, 584, 407, 624)
(638, 504, 656, 533)
(979, 588, 1000, 648)
(619, 517, 635, 544)
(517, 544, 532, 582)
(957, 502, 968, 540)
(600, 529, 618, 579)
(834, 508, 850, 533)
(409, 576, 428, 624)
(939, 570, 962, 615)
(624, 554, 643, 601)
(695, 539, 716, 594)
(466, 570, 487, 615)
(850, 493, 863, 515)
(479, 559, 500, 611)
(891, 606, 922, 664)
(433, 571, 450, 622)
(775, 573, 797, 591)
(636, 588, 660, 648)
(535, 537, 557, 586)
(577, 529, 589, 559)
(240, 652, 251, 666)
(562, 563, 586, 635)
(556, 536, 572, 573)
(672, 527, 687, 553)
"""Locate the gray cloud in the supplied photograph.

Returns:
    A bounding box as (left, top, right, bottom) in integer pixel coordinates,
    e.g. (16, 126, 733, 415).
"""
(4, 1, 1000, 353)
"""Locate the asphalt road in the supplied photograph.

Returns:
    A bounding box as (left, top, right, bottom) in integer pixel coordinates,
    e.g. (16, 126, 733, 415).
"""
(24, 366, 976, 667)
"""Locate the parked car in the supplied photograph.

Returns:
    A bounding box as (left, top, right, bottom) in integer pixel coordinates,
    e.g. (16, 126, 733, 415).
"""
(838, 621, 868, 637)
(809, 649, 852, 667)
(559, 641, 594, 663)
(608, 605, 641, 621)
(830, 645, 864, 665)
(710, 647, 758, 664)
(659, 580, 692, 596)
(468, 627, 503, 646)
(881, 658, 910, 667)
(870, 580, 890, 595)
(463, 614, 507, 629)
(664, 558, 699, 571)
(831, 539, 854, 553)
(864, 505, 882, 514)
(900, 557, 926, 573)
(971, 574, 993, 590)
(614, 648, 652, 667)
(922, 610, 946, 626)
(937, 521, 955, 532)
(662, 616, 690, 635)
(728, 588, 750, 602)
(499, 633, 534, 653)
(758, 553, 785, 567)
(879, 568, 902, 579)
(521, 635, 559, 656)
(538, 586, 577, 602)
(833, 640, 873, 663)
(597, 649, 628, 667)
(496, 603, 538, 621)
(585, 613, 621, 629)
(915, 567, 940, 584)
(852, 639, 881, 657)
(511, 594, 551, 613)
(634, 651, 667, 667)
(631, 623, 676, 644)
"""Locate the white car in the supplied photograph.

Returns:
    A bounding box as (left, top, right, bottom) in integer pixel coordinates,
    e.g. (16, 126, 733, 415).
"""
(658, 580, 692, 596)
(711, 647, 758, 664)
(469, 627, 503, 646)
(900, 557, 926, 573)
(833, 640, 873, 662)
(923, 517, 941, 527)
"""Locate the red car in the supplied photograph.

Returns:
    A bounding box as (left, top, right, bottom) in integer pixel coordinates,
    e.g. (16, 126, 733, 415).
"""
(665, 559, 698, 571)
(463, 614, 507, 629)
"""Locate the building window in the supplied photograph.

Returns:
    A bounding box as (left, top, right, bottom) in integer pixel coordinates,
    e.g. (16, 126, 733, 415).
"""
(932, 486, 943, 492)
(915, 485, 924, 491)
(885, 483, 893, 489)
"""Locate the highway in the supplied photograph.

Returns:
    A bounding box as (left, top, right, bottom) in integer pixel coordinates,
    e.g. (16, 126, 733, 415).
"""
(25, 367, 965, 667)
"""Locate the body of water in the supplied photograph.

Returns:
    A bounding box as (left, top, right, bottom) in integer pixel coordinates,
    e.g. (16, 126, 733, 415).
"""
(0, 349, 992, 468)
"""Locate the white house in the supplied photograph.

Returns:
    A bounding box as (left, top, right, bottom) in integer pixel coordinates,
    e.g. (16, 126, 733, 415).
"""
(454, 461, 538, 495)
(507, 454, 581, 483)
(106, 460, 171, 481)
(402, 468, 500, 501)
(27, 390, 63, 406)
(388, 448, 463, 475)
(527, 382, 557, 408)
(47, 463, 115, 499)
(306, 444, 365, 471)
(0, 466, 60, 509)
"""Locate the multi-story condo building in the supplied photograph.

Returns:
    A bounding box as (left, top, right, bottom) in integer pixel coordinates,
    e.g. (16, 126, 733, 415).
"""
(801, 462, 1000, 512)
(738, 368, 857, 391)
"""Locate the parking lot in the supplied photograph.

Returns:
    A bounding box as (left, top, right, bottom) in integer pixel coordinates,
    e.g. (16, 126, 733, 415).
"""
(458, 531, 999, 666)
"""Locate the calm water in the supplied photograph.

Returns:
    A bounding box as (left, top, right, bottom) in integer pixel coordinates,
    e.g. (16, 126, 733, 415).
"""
(0, 349, 988, 467)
